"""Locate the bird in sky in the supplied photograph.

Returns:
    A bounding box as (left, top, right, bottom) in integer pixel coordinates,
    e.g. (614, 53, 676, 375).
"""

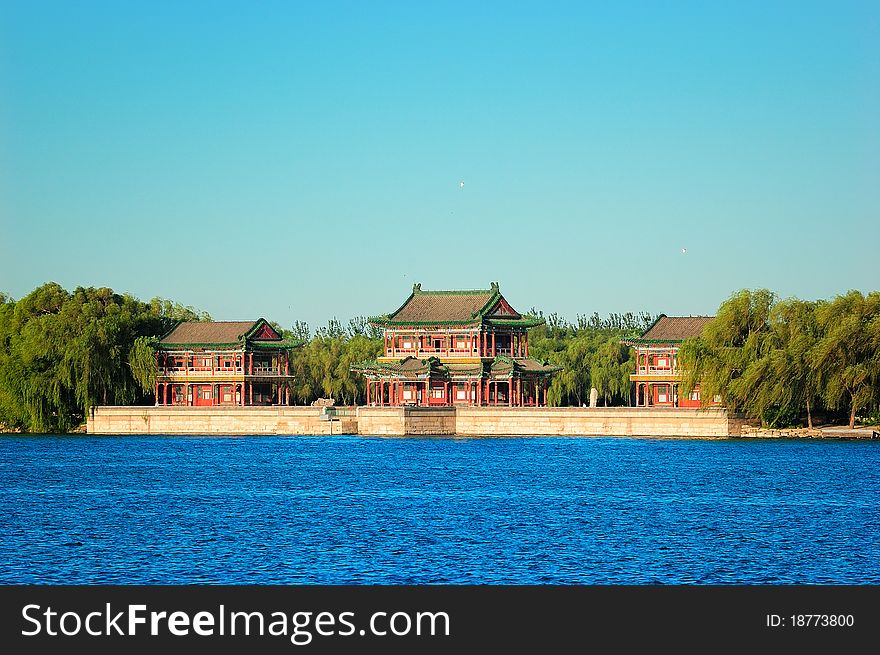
(459, 180, 465, 188)
(681, 248, 688, 255)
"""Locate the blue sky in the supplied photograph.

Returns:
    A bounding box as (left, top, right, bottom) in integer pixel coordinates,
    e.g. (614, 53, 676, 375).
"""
(1, 1, 877, 329)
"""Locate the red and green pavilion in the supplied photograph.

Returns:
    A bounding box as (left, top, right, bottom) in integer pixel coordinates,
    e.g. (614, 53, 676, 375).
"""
(353, 283, 560, 406)
(154, 318, 302, 406)
(622, 314, 717, 408)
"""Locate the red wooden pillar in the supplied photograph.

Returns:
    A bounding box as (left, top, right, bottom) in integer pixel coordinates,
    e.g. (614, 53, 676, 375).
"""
(543, 379, 548, 407)
(508, 380, 512, 407)
(525, 332, 529, 358)
(366, 380, 371, 406)
(491, 332, 496, 357)
(154, 381, 159, 405)
(444, 381, 449, 405)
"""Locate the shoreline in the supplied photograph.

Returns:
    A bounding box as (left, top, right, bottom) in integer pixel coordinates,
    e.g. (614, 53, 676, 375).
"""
(79, 405, 880, 439)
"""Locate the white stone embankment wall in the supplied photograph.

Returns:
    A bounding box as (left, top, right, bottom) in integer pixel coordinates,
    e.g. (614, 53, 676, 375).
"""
(88, 406, 741, 438)
(456, 407, 739, 438)
(355, 407, 456, 436)
(87, 406, 356, 436)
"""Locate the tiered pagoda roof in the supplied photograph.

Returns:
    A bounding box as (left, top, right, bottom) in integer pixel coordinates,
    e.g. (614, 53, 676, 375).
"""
(369, 282, 545, 328)
(623, 315, 714, 345)
(159, 318, 302, 350)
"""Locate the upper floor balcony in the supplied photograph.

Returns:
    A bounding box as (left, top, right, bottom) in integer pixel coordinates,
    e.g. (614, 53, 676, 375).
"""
(158, 365, 289, 377)
(636, 365, 680, 376)
(387, 346, 480, 358)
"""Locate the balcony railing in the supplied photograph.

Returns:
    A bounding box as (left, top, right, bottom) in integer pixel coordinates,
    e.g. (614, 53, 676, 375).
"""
(389, 347, 479, 357)
(386, 347, 524, 358)
(637, 366, 678, 376)
(159, 367, 288, 377)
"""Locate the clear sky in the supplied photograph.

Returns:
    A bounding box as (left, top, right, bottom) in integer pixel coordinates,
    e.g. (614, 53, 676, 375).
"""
(1, 1, 877, 329)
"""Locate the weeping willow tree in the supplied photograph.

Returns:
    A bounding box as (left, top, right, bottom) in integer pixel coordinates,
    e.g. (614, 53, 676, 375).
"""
(0, 283, 209, 432)
(129, 336, 160, 395)
(813, 291, 880, 428)
(680, 289, 880, 428)
(678, 289, 775, 415)
(289, 324, 383, 406)
(589, 338, 635, 406)
(527, 314, 648, 407)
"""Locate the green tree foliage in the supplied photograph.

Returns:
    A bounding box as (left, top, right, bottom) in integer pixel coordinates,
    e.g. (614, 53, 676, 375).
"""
(290, 324, 383, 406)
(0, 283, 211, 432)
(128, 336, 160, 394)
(527, 311, 653, 406)
(680, 289, 880, 428)
(678, 289, 775, 413)
(590, 339, 634, 407)
(813, 291, 880, 428)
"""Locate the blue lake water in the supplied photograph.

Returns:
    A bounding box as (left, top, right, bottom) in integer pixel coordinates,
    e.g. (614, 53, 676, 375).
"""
(0, 435, 878, 584)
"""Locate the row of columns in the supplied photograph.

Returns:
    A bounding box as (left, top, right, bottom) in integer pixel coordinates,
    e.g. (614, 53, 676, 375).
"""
(365, 378, 549, 407)
(155, 351, 290, 376)
(637, 351, 676, 372)
(383, 331, 530, 359)
(154, 381, 291, 406)
(636, 382, 677, 407)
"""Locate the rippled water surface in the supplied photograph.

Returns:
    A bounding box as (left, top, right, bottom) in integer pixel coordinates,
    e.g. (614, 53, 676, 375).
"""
(1, 435, 878, 584)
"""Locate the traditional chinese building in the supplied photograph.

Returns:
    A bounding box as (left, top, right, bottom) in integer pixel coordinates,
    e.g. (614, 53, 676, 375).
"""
(623, 314, 717, 407)
(353, 283, 560, 406)
(154, 319, 299, 406)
